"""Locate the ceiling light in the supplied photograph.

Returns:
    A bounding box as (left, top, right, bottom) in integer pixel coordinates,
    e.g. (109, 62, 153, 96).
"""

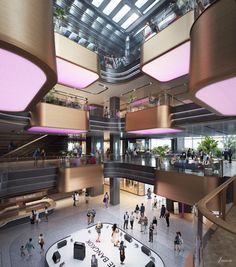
(28, 127, 87, 135)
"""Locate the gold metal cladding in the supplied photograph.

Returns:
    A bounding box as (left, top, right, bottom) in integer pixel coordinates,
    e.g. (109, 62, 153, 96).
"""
(141, 11, 194, 67)
(125, 105, 172, 131)
(189, 0, 236, 114)
(55, 33, 99, 76)
(58, 165, 104, 193)
(154, 170, 220, 208)
(0, 0, 57, 110)
(31, 102, 89, 131)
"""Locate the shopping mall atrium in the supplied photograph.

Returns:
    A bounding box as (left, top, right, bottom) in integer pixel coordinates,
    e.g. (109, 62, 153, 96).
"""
(0, 0, 236, 266)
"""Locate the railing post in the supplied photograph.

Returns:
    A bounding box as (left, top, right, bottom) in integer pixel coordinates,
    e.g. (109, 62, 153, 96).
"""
(219, 188, 227, 220)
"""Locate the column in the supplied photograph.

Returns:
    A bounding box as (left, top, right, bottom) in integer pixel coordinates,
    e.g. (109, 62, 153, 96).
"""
(109, 96, 120, 119)
(171, 138, 177, 153)
(110, 177, 120, 205)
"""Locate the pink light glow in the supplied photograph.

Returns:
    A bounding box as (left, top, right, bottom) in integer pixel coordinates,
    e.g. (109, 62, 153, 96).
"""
(128, 128, 182, 135)
(196, 77, 236, 116)
(28, 127, 87, 135)
(56, 57, 99, 89)
(142, 41, 190, 82)
(0, 48, 46, 111)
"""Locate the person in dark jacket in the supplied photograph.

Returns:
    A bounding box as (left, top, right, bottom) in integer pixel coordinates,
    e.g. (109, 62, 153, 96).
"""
(119, 241, 126, 265)
(160, 205, 166, 218)
(165, 210, 170, 227)
(140, 203, 145, 217)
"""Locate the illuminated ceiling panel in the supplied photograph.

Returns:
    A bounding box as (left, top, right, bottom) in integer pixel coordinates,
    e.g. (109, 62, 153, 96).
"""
(103, 0, 121, 16)
(121, 13, 139, 29)
(112, 5, 131, 23)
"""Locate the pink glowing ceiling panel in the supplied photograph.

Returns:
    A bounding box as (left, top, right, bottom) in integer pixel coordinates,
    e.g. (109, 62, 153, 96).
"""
(28, 127, 87, 135)
(56, 57, 99, 89)
(195, 77, 236, 116)
(128, 128, 182, 135)
(0, 48, 46, 112)
(142, 41, 190, 82)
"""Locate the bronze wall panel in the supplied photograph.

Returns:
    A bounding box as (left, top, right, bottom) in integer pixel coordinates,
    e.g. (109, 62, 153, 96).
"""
(154, 170, 219, 208)
(125, 105, 171, 131)
(31, 102, 89, 131)
(58, 165, 104, 192)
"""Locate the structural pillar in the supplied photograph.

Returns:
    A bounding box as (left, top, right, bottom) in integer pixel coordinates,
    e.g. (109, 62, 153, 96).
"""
(110, 177, 120, 206)
(109, 96, 120, 119)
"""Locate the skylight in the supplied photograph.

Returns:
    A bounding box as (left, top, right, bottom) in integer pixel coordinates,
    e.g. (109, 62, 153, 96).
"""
(135, 0, 149, 9)
(96, 17, 104, 24)
(103, 0, 121, 16)
(121, 13, 139, 29)
(112, 5, 131, 23)
(92, 0, 104, 8)
(143, 0, 161, 14)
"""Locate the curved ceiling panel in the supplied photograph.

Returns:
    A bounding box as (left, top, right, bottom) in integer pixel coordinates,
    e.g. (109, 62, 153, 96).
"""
(141, 11, 194, 82)
(189, 0, 236, 116)
(0, 0, 57, 112)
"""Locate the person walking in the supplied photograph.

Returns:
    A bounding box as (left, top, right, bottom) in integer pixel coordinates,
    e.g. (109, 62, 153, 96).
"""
(103, 192, 109, 208)
(20, 245, 25, 257)
(72, 192, 76, 206)
(160, 205, 166, 218)
(152, 216, 158, 234)
(111, 224, 119, 247)
(44, 206, 48, 222)
(130, 212, 134, 230)
(140, 203, 145, 217)
(152, 195, 157, 209)
(123, 211, 129, 230)
(25, 238, 35, 257)
(38, 234, 45, 253)
(35, 210, 40, 224)
(149, 223, 154, 242)
(95, 222, 103, 242)
(119, 241, 126, 265)
(135, 204, 139, 219)
(75, 191, 79, 206)
(143, 216, 148, 233)
(165, 210, 170, 227)
(30, 210, 35, 224)
(174, 231, 183, 252)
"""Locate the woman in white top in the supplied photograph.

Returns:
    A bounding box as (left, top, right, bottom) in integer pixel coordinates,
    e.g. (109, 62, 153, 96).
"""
(111, 224, 119, 246)
(38, 233, 45, 252)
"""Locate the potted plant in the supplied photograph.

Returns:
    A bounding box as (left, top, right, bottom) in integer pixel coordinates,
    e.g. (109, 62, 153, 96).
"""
(54, 7, 66, 33)
(198, 136, 219, 157)
(152, 145, 170, 169)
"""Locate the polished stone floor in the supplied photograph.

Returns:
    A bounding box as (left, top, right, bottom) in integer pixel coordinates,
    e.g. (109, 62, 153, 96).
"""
(0, 190, 196, 267)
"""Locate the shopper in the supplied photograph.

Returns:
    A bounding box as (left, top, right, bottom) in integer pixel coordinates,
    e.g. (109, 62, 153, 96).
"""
(44, 206, 48, 222)
(38, 234, 45, 252)
(123, 211, 129, 230)
(174, 231, 183, 252)
(103, 192, 109, 208)
(149, 223, 154, 242)
(72, 192, 76, 206)
(20, 245, 25, 257)
(95, 222, 103, 242)
(35, 210, 40, 224)
(147, 188, 152, 199)
(25, 238, 35, 257)
(152, 195, 157, 209)
(160, 205, 166, 218)
(75, 191, 79, 206)
(143, 216, 148, 233)
(152, 216, 158, 234)
(165, 210, 170, 227)
(30, 210, 35, 224)
(135, 204, 139, 219)
(111, 223, 119, 247)
(119, 241, 126, 265)
(138, 215, 145, 232)
(130, 212, 134, 230)
(140, 203, 145, 217)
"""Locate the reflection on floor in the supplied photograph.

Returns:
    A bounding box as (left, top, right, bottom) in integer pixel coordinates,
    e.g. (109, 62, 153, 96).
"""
(46, 223, 165, 267)
(0, 190, 196, 267)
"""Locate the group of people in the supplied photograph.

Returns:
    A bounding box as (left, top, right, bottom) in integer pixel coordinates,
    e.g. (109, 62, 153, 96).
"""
(33, 148, 46, 166)
(30, 206, 48, 224)
(20, 234, 45, 259)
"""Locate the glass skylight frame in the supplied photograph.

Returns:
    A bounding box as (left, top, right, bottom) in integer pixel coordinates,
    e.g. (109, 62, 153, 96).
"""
(135, 0, 149, 9)
(112, 5, 131, 23)
(92, 0, 104, 8)
(143, 0, 161, 14)
(121, 13, 139, 29)
(103, 0, 121, 16)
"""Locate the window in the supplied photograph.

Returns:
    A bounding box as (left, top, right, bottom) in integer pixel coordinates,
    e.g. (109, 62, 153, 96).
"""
(103, 0, 121, 15)
(112, 5, 131, 23)
(121, 13, 139, 29)
(143, 0, 161, 14)
(92, 0, 104, 8)
(135, 0, 149, 9)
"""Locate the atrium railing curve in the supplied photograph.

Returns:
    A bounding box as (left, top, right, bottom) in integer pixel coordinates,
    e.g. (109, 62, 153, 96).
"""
(196, 175, 236, 235)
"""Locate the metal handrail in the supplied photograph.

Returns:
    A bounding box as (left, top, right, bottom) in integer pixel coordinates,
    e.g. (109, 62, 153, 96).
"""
(196, 175, 236, 235)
